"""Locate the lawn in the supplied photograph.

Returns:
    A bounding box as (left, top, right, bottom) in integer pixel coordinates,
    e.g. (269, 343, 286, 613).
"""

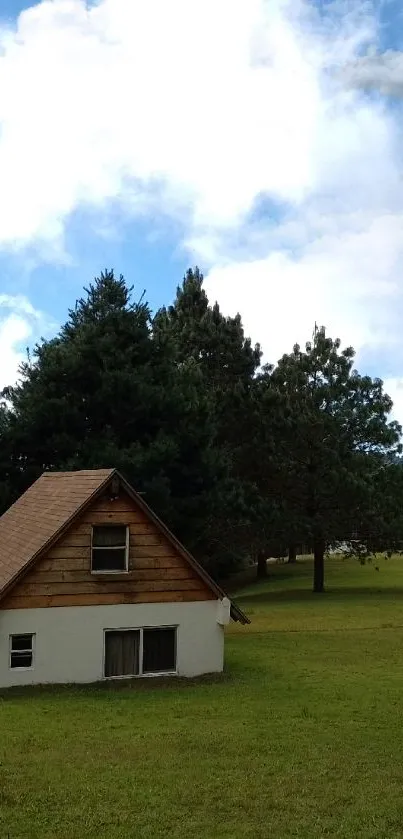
(2, 556, 403, 838)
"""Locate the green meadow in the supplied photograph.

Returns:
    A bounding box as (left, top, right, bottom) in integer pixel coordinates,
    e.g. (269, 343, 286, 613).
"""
(2, 556, 403, 838)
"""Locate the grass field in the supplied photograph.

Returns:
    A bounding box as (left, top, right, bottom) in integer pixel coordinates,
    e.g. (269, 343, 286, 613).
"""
(2, 556, 403, 838)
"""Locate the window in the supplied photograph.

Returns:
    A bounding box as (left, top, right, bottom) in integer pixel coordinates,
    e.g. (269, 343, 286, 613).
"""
(104, 630, 140, 677)
(143, 628, 176, 674)
(92, 525, 128, 572)
(10, 634, 34, 669)
(104, 627, 177, 678)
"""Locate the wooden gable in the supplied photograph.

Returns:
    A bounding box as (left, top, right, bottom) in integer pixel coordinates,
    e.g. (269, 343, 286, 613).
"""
(2, 488, 215, 610)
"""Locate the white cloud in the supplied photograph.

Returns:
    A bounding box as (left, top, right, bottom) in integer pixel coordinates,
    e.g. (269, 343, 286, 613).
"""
(204, 212, 403, 361)
(0, 310, 30, 390)
(0, 314, 30, 390)
(382, 379, 403, 428)
(0, 295, 44, 389)
(0, 0, 378, 249)
(342, 50, 403, 97)
(1, 0, 403, 421)
(0, 294, 41, 319)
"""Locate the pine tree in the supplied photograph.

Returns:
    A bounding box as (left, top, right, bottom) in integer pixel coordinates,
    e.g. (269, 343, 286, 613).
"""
(153, 267, 263, 570)
(4, 269, 244, 575)
(0, 400, 15, 513)
(3, 270, 180, 512)
(269, 326, 401, 591)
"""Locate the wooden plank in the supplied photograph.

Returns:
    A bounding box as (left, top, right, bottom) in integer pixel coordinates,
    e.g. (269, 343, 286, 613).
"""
(48, 541, 178, 559)
(46, 530, 165, 557)
(129, 534, 163, 547)
(58, 523, 157, 545)
(43, 546, 91, 560)
(89, 508, 148, 518)
(2, 589, 213, 609)
(30, 568, 196, 584)
(129, 556, 183, 571)
(37, 556, 89, 572)
(130, 545, 180, 559)
(90, 494, 139, 514)
(37, 555, 184, 573)
(17, 578, 204, 596)
(128, 556, 186, 569)
(128, 524, 162, 536)
(57, 526, 92, 546)
(79, 511, 149, 525)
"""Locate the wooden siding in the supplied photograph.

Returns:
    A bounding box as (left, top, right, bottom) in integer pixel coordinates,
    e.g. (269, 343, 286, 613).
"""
(3, 490, 215, 609)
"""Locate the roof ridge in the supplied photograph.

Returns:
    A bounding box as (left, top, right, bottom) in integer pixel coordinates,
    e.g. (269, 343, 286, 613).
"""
(42, 469, 115, 477)
(0, 467, 249, 624)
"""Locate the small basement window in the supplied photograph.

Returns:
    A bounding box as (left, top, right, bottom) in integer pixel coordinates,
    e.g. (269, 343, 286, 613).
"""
(92, 525, 128, 573)
(104, 627, 177, 678)
(10, 634, 34, 669)
(143, 628, 176, 674)
(104, 630, 140, 677)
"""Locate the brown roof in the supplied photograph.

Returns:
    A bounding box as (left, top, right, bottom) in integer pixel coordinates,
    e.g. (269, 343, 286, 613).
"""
(0, 469, 249, 624)
(0, 470, 114, 596)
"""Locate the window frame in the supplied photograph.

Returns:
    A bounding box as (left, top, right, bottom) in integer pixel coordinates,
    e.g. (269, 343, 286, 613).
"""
(103, 626, 178, 679)
(9, 633, 35, 671)
(91, 524, 129, 574)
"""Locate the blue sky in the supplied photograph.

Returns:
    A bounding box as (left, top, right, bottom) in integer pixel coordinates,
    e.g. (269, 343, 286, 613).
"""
(1, 0, 403, 419)
(0, 208, 187, 319)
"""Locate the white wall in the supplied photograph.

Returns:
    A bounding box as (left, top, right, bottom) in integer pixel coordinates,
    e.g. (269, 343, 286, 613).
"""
(0, 600, 224, 688)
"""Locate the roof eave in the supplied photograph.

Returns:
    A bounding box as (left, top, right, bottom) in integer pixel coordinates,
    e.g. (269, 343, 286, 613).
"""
(114, 471, 250, 625)
(0, 467, 250, 626)
(0, 468, 117, 603)
(230, 603, 250, 625)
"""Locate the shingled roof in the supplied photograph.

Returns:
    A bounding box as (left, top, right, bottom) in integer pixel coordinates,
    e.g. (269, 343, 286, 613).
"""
(0, 469, 249, 624)
(0, 470, 114, 596)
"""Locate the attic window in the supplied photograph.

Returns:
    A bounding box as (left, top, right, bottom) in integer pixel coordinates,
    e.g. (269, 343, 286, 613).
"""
(91, 525, 129, 573)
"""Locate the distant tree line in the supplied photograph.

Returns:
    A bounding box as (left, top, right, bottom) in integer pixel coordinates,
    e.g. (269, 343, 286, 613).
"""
(1, 268, 402, 592)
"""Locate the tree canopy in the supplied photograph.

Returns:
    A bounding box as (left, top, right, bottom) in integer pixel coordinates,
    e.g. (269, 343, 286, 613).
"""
(2, 270, 402, 589)
(267, 327, 401, 590)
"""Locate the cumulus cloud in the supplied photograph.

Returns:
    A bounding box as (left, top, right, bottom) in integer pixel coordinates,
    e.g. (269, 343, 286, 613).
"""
(0, 315, 31, 389)
(0, 295, 42, 389)
(0, 0, 378, 250)
(382, 379, 403, 427)
(1, 0, 403, 420)
(205, 210, 403, 366)
(342, 50, 403, 97)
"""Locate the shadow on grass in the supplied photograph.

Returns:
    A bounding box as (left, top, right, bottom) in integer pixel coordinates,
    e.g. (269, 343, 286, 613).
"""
(237, 586, 403, 604)
(223, 563, 312, 592)
(0, 671, 231, 701)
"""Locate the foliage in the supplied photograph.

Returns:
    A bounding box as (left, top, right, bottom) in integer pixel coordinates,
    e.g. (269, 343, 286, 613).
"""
(153, 267, 263, 571)
(2, 270, 403, 584)
(2, 269, 260, 575)
(0, 399, 15, 511)
(267, 326, 401, 590)
(4, 271, 178, 504)
(327, 540, 375, 565)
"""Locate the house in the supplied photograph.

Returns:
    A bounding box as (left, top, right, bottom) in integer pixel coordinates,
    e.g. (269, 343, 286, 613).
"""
(0, 469, 248, 688)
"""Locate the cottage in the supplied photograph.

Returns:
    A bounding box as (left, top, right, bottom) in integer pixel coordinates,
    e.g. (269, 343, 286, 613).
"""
(0, 469, 248, 688)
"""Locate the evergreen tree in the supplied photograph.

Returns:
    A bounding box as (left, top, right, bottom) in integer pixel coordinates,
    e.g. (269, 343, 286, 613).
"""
(4, 271, 185, 513)
(4, 267, 402, 586)
(3, 269, 241, 575)
(362, 455, 403, 553)
(153, 267, 264, 569)
(269, 326, 401, 591)
(0, 399, 16, 513)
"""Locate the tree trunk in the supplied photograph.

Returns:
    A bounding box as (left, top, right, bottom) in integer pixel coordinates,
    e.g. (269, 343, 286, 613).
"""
(257, 551, 268, 578)
(288, 543, 297, 564)
(313, 539, 325, 592)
